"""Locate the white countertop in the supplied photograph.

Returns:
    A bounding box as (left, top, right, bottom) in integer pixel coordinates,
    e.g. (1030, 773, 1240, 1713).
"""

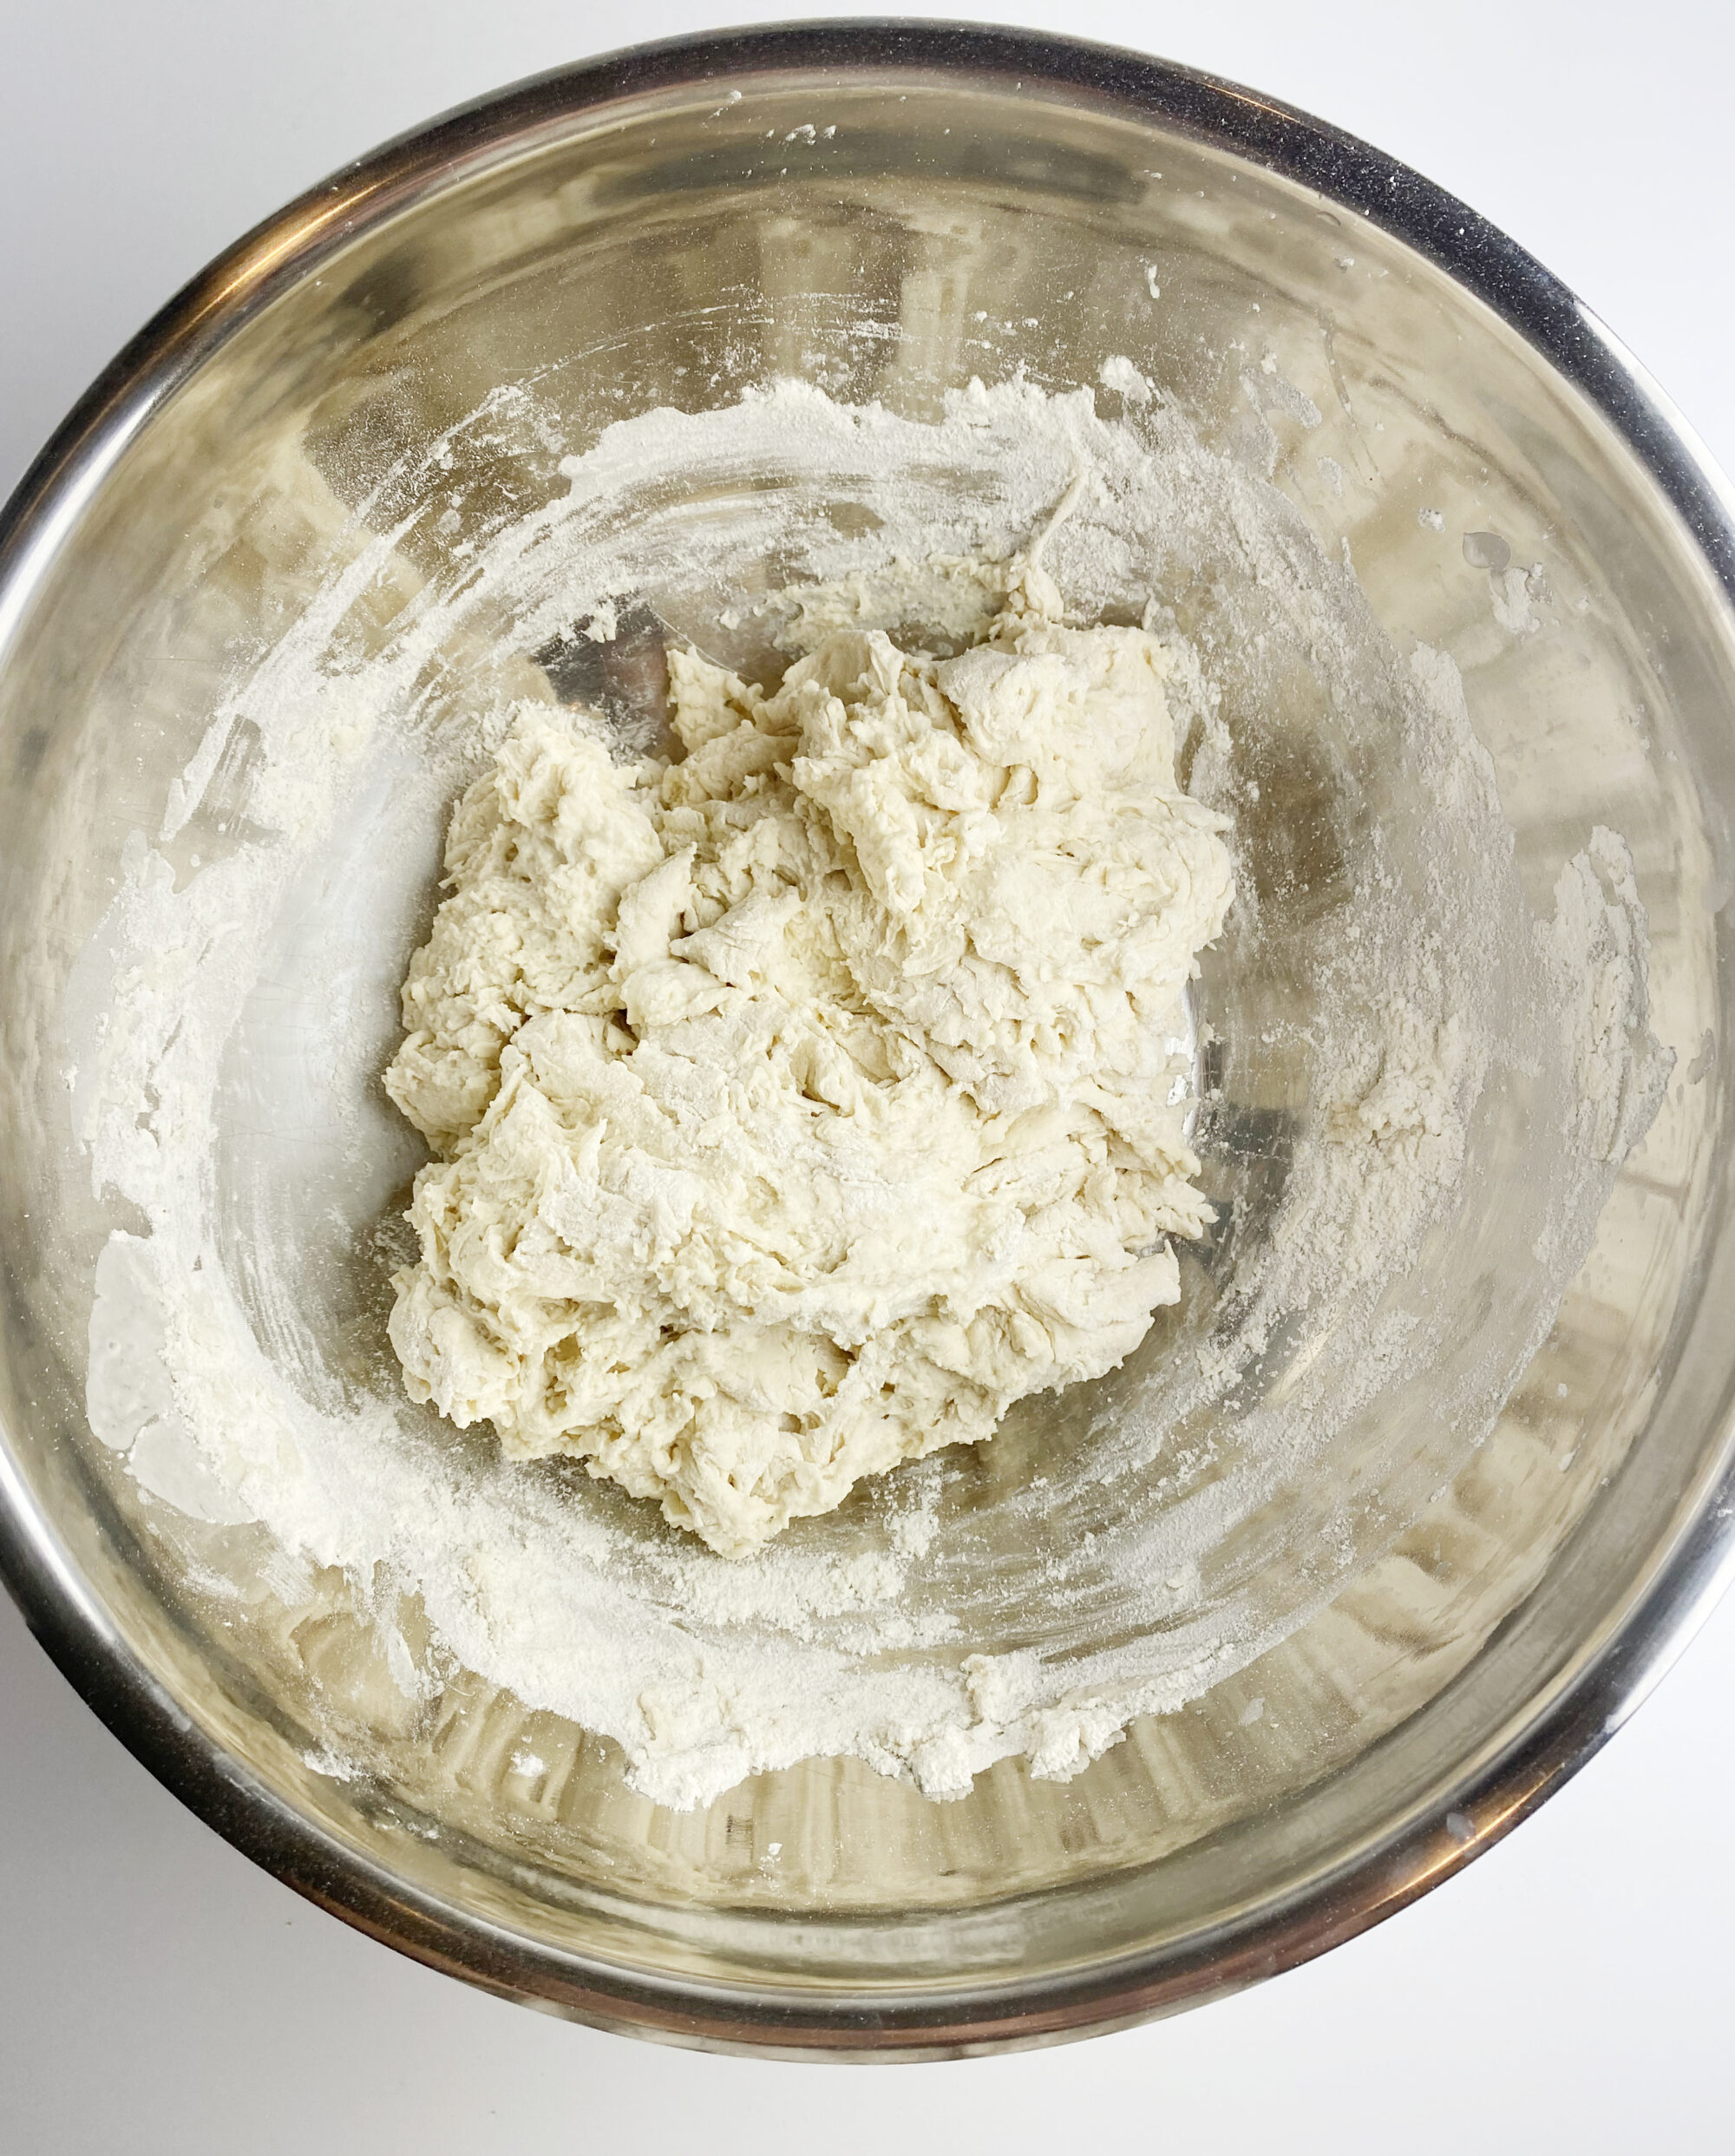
(4, 5, 1732, 2147)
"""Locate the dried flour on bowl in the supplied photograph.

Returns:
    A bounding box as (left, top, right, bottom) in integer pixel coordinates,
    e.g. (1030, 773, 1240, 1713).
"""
(71, 373, 1672, 1808)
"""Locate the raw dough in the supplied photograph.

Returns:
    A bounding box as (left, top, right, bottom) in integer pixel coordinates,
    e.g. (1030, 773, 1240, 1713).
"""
(384, 568, 1234, 1555)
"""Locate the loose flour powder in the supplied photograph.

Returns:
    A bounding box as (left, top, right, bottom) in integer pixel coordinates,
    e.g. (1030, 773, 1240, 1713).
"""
(75, 373, 1672, 1806)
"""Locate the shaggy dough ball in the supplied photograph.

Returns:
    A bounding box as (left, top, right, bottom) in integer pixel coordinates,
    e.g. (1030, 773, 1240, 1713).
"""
(384, 570, 1234, 1556)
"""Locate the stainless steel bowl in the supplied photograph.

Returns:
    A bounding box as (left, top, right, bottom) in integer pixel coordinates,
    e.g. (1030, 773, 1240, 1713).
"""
(3, 23, 1734, 2057)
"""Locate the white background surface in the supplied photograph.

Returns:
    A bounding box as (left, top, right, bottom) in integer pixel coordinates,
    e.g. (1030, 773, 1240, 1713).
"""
(3, 3, 1732, 2148)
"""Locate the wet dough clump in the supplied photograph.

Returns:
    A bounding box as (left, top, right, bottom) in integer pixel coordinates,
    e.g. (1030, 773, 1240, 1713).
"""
(385, 571, 1233, 1555)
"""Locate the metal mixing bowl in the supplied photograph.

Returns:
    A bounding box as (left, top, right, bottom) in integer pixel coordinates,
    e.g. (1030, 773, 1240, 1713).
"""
(3, 23, 1735, 2057)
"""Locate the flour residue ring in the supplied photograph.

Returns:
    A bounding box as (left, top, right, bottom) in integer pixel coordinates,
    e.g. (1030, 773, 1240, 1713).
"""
(75, 372, 1670, 1808)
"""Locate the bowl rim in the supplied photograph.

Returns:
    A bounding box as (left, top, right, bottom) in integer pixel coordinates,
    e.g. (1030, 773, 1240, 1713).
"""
(4, 15, 1735, 2061)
